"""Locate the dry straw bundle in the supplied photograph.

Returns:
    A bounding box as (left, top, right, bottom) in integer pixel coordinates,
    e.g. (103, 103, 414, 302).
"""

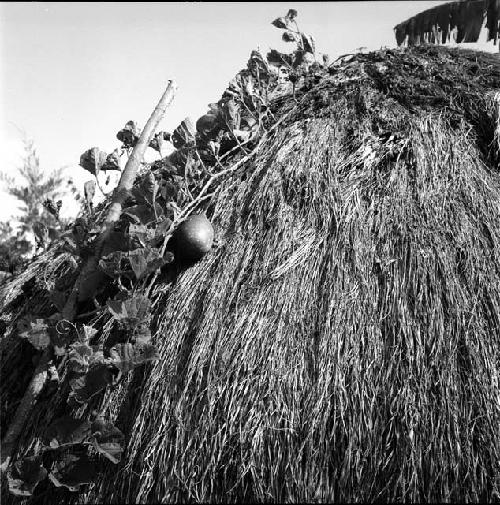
(1, 45, 500, 502)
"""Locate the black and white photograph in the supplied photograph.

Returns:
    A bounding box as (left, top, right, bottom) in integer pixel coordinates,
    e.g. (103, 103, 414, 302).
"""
(0, 1, 499, 502)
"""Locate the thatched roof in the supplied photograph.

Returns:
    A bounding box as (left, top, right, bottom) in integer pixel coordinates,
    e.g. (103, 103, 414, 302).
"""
(1, 45, 500, 502)
(394, 0, 500, 47)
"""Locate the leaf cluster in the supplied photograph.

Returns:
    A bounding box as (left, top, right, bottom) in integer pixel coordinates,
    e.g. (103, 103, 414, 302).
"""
(5, 7, 325, 499)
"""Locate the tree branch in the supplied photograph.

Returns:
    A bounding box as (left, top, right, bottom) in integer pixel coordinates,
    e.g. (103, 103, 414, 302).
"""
(62, 80, 178, 322)
(0, 80, 178, 475)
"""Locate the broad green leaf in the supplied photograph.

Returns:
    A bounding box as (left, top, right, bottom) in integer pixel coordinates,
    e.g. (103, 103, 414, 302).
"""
(128, 250, 148, 280)
(48, 454, 98, 492)
(82, 325, 98, 342)
(128, 248, 166, 280)
(128, 223, 150, 246)
(68, 342, 106, 374)
(108, 342, 159, 373)
(247, 50, 270, 83)
(69, 364, 115, 404)
(154, 217, 173, 241)
(221, 98, 241, 130)
(133, 325, 152, 345)
(266, 49, 294, 67)
(7, 456, 48, 497)
(43, 415, 92, 448)
(50, 290, 66, 313)
(149, 131, 171, 153)
(18, 318, 51, 350)
(301, 33, 316, 54)
(99, 251, 135, 279)
(123, 204, 163, 225)
(172, 117, 196, 149)
(67, 343, 94, 373)
(196, 113, 220, 138)
(102, 148, 122, 171)
(101, 230, 133, 256)
(77, 269, 107, 302)
(286, 8, 298, 20)
(132, 172, 159, 206)
(91, 420, 125, 464)
(107, 294, 151, 328)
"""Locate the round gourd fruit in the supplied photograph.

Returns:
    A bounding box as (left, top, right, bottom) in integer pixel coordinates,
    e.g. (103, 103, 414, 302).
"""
(173, 214, 214, 262)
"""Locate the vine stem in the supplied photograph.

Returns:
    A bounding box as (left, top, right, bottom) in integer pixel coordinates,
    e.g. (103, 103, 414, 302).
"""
(0, 80, 178, 475)
(144, 94, 304, 298)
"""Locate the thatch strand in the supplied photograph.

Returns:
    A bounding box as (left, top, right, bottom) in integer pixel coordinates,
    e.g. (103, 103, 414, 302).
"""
(394, 0, 500, 48)
(1, 45, 500, 503)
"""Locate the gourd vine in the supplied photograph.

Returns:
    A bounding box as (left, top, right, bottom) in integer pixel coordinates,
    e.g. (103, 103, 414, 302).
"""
(1, 9, 331, 497)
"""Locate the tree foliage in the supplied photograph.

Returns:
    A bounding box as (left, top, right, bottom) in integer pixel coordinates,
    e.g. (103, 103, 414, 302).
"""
(0, 136, 65, 236)
(0, 136, 73, 276)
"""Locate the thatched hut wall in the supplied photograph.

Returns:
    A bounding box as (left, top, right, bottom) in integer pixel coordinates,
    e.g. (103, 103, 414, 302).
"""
(1, 46, 500, 503)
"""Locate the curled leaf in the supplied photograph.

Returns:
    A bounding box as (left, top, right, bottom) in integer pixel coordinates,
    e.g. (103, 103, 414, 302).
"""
(116, 120, 141, 147)
(272, 16, 290, 29)
(80, 147, 107, 177)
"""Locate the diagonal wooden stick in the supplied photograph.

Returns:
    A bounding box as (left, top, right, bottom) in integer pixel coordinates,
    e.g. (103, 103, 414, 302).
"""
(0, 80, 178, 474)
(62, 79, 178, 322)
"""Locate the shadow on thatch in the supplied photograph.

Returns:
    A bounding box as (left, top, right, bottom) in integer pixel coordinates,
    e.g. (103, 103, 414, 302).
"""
(1, 45, 500, 503)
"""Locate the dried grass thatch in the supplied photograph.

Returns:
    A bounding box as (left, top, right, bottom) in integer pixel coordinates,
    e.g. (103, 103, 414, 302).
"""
(1, 45, 500, 503)
(394, 0, 500, 47)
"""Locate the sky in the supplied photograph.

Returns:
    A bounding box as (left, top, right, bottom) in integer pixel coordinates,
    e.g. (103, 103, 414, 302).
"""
(0, 1, 498, 226)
